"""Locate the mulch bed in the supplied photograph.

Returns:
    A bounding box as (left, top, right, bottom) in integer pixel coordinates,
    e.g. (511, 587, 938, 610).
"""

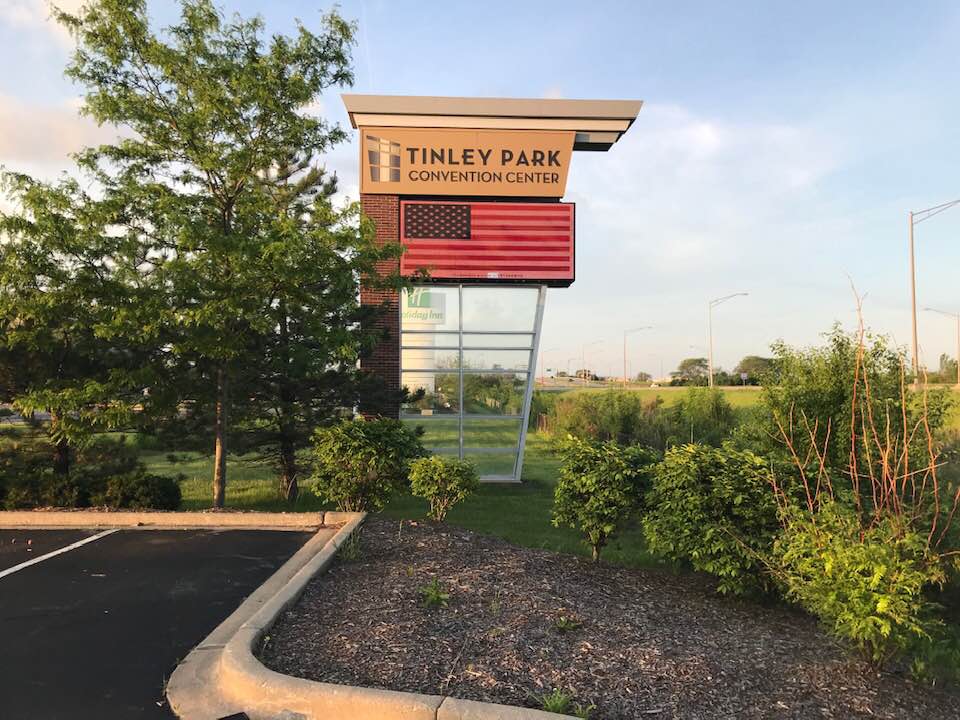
(259, 518, 960, 719)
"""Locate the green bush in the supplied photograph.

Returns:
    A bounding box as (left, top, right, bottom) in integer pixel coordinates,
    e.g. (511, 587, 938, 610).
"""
(667, 387, 738, 447)
(549, 390, 672, 448)
(409, 455, 479, 522)
(644, 443, 779, 595)
(552, 435, 658, 562)
(774, 501, 946, 667)
(91, 471, 181, 510)
(0, 434, 181, 510)
(547, 388, 741, 451)
(528, 389, 557, 430)
(745, 326, 951, 474)
(310, 417, 425, 512)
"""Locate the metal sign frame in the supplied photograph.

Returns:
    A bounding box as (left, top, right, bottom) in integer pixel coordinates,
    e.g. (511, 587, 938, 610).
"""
(398, 283, 547, 482)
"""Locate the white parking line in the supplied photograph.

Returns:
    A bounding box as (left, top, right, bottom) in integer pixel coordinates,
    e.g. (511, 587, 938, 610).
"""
(0, 529, 120, 580)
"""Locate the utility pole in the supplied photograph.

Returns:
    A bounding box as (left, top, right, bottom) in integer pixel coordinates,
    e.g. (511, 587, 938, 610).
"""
(908, 198, 960, 387)
(708, 293, 748, 388)
(909, 212, 919, 384)
(623, 326, 653, 389)
(581, 340, 602, 385)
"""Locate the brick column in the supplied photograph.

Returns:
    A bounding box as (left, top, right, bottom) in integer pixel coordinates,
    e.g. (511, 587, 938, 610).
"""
(360, 194, 401, 418)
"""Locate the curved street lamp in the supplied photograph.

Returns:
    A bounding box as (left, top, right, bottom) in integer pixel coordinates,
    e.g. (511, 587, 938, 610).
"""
(909, 198, 960, 385)
(708, 293, 749, 388)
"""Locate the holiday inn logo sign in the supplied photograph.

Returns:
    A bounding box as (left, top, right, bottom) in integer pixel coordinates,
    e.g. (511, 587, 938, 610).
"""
(360, 127, 575, 197)
(401, 287, 446, 325)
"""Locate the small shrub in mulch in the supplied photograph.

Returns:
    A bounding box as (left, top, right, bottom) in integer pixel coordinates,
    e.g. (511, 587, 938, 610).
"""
(259, 518, 960, 720)
(309, 418, 426, 512)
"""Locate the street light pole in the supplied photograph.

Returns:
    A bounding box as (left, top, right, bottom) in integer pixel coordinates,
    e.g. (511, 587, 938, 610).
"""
(539, 347, 559, 384)
(708, 307, 714, 389)
(922, 307, 960, 388)
(708, 293, 748, 388)
(580, 340, 603, 384)
(908, 198, 960, 387)
(623, 326, 653, 389)
(909, 211, 919, 382)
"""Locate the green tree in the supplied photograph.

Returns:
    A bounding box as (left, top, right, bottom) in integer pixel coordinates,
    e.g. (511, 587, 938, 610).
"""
(552, 435, 657, 562)
(549, 389, 672, 449)
(0, 174, 151, 474)
(230, 154, 401, 501)
(733, 355, 772, 384)
(671, 357, 708, 386)
(55, 0, 392, 507)
(746, 325, 950, 476)
(931, 353, 958, 385)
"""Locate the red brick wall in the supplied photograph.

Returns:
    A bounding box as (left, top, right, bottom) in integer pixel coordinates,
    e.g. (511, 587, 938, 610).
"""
(360, 194, 401, 418)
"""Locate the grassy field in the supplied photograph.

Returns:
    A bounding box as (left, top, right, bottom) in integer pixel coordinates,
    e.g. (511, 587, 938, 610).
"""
(142, 431, 659, 567)
(123, 381, 960, 566)
(538, 383, 764, 409)
(541, 382, 960, 426)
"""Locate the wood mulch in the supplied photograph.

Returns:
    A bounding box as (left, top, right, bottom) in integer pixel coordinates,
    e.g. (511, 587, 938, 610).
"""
(259, 517, 960, 719)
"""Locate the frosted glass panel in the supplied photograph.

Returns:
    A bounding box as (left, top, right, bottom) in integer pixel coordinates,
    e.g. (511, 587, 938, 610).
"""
(462, 373, 526, 415)
(462, 334, 533, 349)
(462, 349, 530, 371)
(463, 418, 522, 448)
(401, 287, 458, 332)
(401, 372, 459, 414)
(402, 418, 459, 449)
(398, 284, 542, 481)
(464, 452, 517, 477)
(462, 287, 538, 332)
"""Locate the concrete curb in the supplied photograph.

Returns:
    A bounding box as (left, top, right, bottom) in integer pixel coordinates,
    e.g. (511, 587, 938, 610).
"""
(0, 510, 328, 530)
(169, 513, 575, 720)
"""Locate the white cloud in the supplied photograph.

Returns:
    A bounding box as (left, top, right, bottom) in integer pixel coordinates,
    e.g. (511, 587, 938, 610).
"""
(0, 0, 85, 47)
(0, 94, 122, 177)
(300, 98, 325, 117)
(542, 102, 850, 374)
(566, 103, 842, 276)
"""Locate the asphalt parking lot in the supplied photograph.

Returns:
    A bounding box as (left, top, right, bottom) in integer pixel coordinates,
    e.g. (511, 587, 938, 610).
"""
(0, 527, 314, 719)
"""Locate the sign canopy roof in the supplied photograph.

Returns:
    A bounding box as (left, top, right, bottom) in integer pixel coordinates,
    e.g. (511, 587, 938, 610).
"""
(341, 94, 642, 151)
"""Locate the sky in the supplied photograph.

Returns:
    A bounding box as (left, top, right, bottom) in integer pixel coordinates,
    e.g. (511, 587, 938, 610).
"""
(1, 0, 959, 379)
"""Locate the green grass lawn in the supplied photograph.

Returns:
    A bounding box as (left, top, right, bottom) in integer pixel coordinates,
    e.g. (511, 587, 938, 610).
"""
(142, 431, 659, 567)
(94, 381, 960, 570)
(539, 383, 764, 409)
(542, 383, 960, 426)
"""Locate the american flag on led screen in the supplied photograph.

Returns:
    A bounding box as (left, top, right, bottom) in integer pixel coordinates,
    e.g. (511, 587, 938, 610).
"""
(399, 201, 575, 285)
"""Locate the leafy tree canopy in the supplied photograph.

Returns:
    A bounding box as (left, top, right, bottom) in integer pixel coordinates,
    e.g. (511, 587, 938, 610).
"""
(0, 0, 401, 505)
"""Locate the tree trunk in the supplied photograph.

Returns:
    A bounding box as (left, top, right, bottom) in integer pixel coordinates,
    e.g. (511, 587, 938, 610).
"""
(279, 432, 298, 502)
(276, 307, 298, 502)
(212, 366, 228, 508)
(50, 412, 70, 476)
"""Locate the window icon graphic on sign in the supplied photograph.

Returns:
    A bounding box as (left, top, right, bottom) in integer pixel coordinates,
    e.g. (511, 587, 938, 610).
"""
(366, 135, 401, 182)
